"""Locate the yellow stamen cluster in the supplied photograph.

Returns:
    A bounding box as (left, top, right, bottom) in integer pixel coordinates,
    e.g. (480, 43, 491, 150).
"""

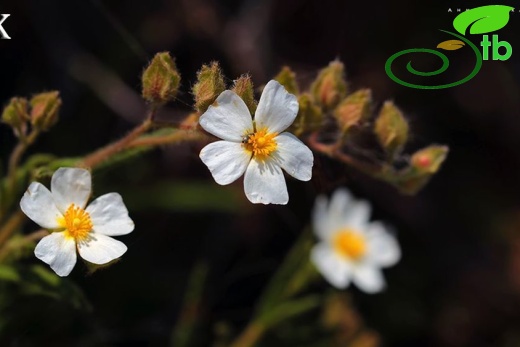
(333, 229, 366, 260)
(243, 128, 278, 160)
(59, 204, 93, 241)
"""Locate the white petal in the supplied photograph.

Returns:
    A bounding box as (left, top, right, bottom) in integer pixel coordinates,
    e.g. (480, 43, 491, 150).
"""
(86, 193, 134, 236)
(243, 159, 288, 205)
(255, 80, 299, 134)
(51, 168, 92, 212)
(328, 189, 371, 232)
(77, 234, 127, 265)
(341, 199, 371, 231)
(310, 243, 351, 289)
(365, 222, 401, 267)
(272, 133, 313, 181)
(199, 141, 251, 185)
(352, 263, 386, 294)
(327, 188, 354, 233)
(34, 232, 77, 277)
(312, 195, 330, 240)
(20, 182, 62, 229)
(199, 91, 253, 142)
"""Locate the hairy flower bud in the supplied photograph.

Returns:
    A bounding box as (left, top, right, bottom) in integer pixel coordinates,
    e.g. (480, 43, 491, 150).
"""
(334, 89, 372, 135)
(411, 145, 449, 174)
(290, 94, 322, 136)
(310, 60, 347, 110)
(274, 66, 299, 95)
(374, 101, 409, 159)
(192, 62, 225, 113)
(394, 145, 449, 195)
(232, 74, 256, 114)
(30, 91, 61, 131)
(142, 52, 181, 105)
(2, 97, 29, 135)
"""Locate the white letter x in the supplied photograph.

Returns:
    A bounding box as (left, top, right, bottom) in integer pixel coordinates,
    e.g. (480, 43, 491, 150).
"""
(0, 14, 11, 39)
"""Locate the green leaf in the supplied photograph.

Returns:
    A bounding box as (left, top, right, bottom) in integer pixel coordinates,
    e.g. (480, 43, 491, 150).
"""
(453, 5, 513, 35)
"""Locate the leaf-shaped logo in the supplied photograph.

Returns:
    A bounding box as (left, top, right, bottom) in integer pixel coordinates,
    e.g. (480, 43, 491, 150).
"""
(437, 40, 465, 50)
(453, 5, 513, 35)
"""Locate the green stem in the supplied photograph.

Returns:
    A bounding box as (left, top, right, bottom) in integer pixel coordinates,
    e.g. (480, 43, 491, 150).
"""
(229, 295, 321, 347)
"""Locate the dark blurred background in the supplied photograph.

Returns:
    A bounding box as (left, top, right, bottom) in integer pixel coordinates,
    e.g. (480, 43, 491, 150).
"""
(1, 0, 520, 346)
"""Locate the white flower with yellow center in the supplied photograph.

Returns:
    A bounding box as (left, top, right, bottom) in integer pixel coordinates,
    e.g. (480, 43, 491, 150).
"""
(20, 167, 134, 277)
(199, 80, 313, 205)
(311, 189, 400, 293)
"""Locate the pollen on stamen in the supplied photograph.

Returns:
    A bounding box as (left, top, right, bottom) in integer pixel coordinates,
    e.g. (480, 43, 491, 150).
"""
(242, 128, 278, 160)
(333, 229, 367, 260)
(60, 204, 93, 241)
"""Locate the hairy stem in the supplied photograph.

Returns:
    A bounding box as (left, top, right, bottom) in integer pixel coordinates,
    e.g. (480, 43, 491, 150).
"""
(128, 129, 208, 148)
(80, 111, 155, 168)
(3, 130, 41, 217)
(307, 132, 386, 178)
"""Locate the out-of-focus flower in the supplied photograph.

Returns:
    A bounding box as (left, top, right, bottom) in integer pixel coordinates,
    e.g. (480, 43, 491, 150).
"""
(20, 167, 134, 277)
(311, 188, 400, 293)
(199, 80, 314, 205)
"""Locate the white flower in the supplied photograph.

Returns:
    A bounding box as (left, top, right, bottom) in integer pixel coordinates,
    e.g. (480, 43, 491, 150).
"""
(20, 167, 134, 277)
(199, 80, 314, 205)
(310, 188, 400, 293)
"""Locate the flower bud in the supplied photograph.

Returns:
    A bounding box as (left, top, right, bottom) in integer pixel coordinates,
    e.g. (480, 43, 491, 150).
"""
(2, 97, 29, 135)
(274, 66, 299, 95)
(411, 145, 449, 174)
(232, 74, 256, 114)
(310, 60, 347, 110)
(374, 101, 409, 159)
(30, 91, 61, 131)
(289, 94, 322, 136)
(142, 52, 181, 105)
(192, 62, 225, 113)
(334, 89, 372, 135)
(393, 145, 449, 195)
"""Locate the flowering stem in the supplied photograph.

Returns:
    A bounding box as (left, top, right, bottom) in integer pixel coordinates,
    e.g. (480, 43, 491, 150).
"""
(128, 128, 208, 148)
(170, 261, 208, 347)
(307, 132, 388, 179)
(228, 295, 321, 347)
(80, 110, 155, 168)
(3, 130, 41, 218)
